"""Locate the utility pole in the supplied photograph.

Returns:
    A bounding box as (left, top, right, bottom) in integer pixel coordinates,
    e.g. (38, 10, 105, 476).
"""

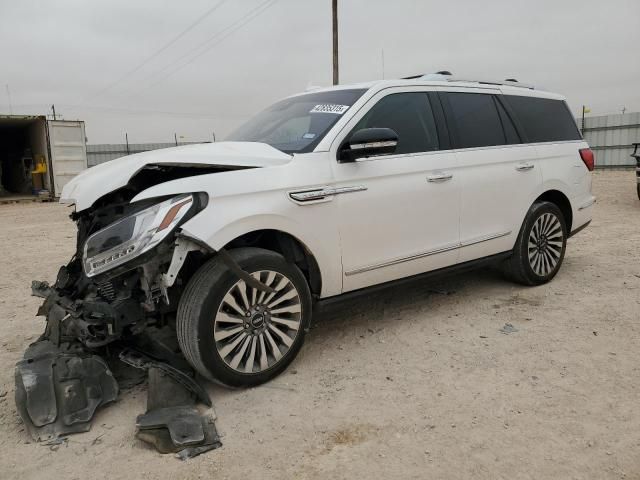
(332, 0, 339, 85)
(51, 104, 57, 120)
(125, 132, 130, 155)
(212, 131, 216, 142)
(174, 133, 178, 146)
(580, 105, 591, 135)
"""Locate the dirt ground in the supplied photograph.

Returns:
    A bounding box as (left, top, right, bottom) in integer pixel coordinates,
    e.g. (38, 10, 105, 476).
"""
(0, 170, 638, 480)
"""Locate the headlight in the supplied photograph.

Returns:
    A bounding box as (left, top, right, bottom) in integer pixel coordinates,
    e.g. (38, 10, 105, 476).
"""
(83, 194, 195, 277)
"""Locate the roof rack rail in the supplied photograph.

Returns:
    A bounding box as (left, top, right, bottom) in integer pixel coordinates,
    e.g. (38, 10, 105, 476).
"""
(401, 71, 534, 90)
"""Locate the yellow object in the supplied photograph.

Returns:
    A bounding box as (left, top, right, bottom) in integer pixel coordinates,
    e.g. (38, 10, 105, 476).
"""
(583, 107, 591, 114)
(31, 155, 47, 174)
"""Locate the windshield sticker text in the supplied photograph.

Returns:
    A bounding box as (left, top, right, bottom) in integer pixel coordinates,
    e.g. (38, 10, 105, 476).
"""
(310, 104, 349, 114)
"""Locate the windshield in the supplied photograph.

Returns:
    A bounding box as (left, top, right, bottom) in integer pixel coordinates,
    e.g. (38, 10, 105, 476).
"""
(226, 89, 367, 153)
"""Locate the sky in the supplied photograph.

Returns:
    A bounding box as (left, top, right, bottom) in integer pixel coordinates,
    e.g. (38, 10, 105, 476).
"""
(1, 0, 639, 144)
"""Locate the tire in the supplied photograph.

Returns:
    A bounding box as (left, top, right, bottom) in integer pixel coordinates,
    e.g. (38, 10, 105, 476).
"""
(504, 201, 567, 286)
(177, 247, 312, 388)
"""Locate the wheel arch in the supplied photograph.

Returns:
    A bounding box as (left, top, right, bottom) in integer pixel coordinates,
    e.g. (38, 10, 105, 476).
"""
(534, 189, 573, 233)
(222, 229, 323, 297)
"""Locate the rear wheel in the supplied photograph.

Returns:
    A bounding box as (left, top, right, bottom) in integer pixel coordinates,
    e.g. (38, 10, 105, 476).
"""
(177, 247, 312, 387)
(504, 201, 567, 285)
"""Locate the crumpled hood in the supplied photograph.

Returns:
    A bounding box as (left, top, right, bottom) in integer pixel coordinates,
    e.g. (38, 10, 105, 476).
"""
(61, 141, 292, 212)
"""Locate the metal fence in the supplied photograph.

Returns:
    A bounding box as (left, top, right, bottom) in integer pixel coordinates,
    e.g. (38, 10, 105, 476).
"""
(87, 142, 202, 167)
(579, 112, 640, 168)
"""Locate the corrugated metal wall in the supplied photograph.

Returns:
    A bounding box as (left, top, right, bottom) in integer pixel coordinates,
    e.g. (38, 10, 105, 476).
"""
(579, 112, 640, 167)
(87, 142, 201, 167)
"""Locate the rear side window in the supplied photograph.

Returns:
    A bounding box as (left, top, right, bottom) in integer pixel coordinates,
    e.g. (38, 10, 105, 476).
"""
(352, 92, 439, 154)
(504, 95, 581, 143)
(444, 93, 506, 148)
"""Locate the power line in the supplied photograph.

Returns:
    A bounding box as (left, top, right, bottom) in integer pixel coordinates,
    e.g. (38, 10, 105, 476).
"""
(80, 0, 228, 104)
(122, 0, 278, 97)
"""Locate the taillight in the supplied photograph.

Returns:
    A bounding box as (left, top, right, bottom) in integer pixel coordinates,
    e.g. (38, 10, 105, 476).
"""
(579, 148, 595, 171)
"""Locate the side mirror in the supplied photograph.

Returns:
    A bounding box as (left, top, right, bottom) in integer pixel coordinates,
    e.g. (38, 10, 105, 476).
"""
(339, 128, 398, 162)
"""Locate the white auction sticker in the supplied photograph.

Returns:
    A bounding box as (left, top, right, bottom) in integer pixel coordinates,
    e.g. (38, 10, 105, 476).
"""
(310, 104, 349, 114)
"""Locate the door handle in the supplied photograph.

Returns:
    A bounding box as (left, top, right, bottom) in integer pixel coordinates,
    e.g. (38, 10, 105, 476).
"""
(516, 163, 535, 172)
(427, 172, 453, 183)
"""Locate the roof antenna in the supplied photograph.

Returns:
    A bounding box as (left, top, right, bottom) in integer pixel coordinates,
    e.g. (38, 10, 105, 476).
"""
(436, 71, 452, 76)
(505, 78, 519, 82)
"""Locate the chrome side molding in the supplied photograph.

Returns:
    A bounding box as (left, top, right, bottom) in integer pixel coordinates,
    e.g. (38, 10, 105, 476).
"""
(289, 185, 367, 204)
(345, 230, 511, 276)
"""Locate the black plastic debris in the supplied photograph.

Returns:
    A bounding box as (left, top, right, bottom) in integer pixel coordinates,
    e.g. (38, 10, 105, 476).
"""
(133, 366, 221, 458)
(15, 340, 118, 441)
(17, 281, 220, 458)
(119, 348, 211, 407)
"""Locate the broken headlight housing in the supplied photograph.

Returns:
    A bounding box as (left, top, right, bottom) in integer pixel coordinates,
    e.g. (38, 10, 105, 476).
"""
(83, 194, 195, 277)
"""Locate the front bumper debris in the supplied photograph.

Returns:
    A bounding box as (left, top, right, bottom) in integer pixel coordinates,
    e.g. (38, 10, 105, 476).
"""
(15, 279, 221, 458)
(15, 339, 118, 441)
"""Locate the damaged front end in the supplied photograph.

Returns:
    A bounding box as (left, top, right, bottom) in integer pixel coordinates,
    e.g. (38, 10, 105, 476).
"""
(15, 189, 220, 456)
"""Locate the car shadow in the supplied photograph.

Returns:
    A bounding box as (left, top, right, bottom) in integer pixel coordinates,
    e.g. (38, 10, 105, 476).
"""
(206, 265, 511, 398)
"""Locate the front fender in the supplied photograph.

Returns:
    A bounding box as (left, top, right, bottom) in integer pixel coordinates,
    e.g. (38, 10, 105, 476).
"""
(179, 201, 343, 298)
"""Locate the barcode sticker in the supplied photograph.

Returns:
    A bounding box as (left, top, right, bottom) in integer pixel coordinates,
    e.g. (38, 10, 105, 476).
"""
(310, 104, 349, 114)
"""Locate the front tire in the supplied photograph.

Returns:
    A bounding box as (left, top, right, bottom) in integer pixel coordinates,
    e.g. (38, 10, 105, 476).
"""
(177, 247, 312, 388)
(505, 201, 567, 286)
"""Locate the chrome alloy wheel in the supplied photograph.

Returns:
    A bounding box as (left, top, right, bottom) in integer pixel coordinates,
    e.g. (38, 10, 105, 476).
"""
(528, 212, 564, 277)
(213, 270, 302, 374)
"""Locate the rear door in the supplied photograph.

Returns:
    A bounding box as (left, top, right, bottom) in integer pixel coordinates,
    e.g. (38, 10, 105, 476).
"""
(47, 120, 88, 196)
(330, 88, 460, 292)
(440, 90, 541, 263)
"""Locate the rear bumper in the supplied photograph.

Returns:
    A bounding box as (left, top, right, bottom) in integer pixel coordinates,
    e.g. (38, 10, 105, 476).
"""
(571, 194, 595, 237)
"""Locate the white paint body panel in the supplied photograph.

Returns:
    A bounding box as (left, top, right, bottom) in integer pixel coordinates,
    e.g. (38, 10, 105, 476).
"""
(60, 142, 291, 211)
(60, 79, 594, 299)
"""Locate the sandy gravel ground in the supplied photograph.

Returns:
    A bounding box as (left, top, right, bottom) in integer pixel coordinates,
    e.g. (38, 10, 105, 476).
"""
(0, 170, 639, 480)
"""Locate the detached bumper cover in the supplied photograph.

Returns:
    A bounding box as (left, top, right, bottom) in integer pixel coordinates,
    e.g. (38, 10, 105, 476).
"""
(15, 339, 118, 441)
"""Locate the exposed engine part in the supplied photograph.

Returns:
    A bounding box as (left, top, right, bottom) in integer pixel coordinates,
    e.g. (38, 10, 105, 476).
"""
(96, 280, 116, 302)
(161, 237, 210, 289)
(14, 339, 119, 442)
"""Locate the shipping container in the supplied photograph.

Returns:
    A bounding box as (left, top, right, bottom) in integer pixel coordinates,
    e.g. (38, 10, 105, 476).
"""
(0, 115, 87, 201)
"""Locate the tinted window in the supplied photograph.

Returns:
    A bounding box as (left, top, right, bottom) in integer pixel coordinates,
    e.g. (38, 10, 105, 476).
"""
(227, 89, 367, 153)
(446, 93, 506, 148)
(504, 95, 581, 143)
(352, 93, 439, 154)
(495, 98, 521, 144)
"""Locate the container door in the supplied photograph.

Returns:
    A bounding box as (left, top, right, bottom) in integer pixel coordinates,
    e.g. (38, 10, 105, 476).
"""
(47, 120, 87, 196)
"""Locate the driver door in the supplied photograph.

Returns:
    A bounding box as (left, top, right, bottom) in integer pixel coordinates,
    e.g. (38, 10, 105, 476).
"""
(330, 88, 461, 292)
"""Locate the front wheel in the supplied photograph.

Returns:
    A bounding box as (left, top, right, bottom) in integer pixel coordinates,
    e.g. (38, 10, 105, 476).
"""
(177, 247, 312, 388)
(504, 201, 567, 286)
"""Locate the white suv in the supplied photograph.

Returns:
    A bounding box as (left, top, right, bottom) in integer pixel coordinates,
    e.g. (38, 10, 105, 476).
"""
(54, 74, 595, 387)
